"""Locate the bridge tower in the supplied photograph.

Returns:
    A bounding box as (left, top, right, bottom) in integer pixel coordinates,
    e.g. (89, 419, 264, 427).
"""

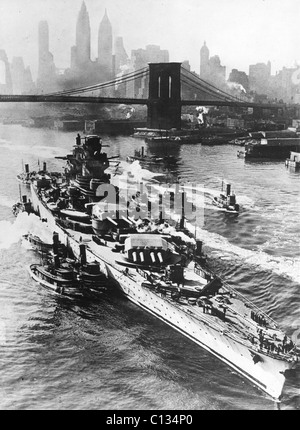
(147, 62, 181, 130)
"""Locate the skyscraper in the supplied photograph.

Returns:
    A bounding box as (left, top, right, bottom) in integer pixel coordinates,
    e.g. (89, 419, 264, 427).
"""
(0, 49, 12, 94)
(200, 41, 210, 80)
(11, 57, 35, 94)
(199, 41, 226, 88)
(249, 62, 271, 95)
(74, 1, 91, 67)
(114, 37, 128, 75)
(37, 21, 57, 93)
(98, 9, 113, 80)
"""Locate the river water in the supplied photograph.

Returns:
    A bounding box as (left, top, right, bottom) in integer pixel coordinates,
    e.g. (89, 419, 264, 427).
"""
(0, 123, 299, 410)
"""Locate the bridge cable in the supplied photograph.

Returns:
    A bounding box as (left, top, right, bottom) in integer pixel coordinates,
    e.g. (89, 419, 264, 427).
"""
(46, 67, 149, 96)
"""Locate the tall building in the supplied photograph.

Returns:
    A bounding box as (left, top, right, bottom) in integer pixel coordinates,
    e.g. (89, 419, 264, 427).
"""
(131, 45, 169, 97)
(200, 41, 210, 81)
(11, 57, 35, 94)
(37, 21, 57, 93)
(72, 1, 91, 68)
(271, 66, 300, 103)
(114, 37, 128, 76)
(66, 3, 100, 90)
(199, 41, 226, 88)
(0, 49, 12, 94)
(131, 45, 169, 70)
(228, 68, 249, 92)
(98, 9, 113, 80)
(249, 61, 271, 95)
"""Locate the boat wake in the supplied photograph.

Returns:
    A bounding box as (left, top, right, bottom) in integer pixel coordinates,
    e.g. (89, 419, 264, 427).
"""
(0, 141, 68, 159)
(0, 212, 52, 250)
(186, 221, 300, 285)
(120, 160, 300, 284)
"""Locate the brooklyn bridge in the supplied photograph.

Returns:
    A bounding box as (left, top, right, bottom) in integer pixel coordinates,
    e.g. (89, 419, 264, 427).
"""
(0, 63, 285, 129)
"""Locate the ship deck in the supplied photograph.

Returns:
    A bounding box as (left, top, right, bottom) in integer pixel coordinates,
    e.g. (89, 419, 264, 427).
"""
(64, 228, 295, 363)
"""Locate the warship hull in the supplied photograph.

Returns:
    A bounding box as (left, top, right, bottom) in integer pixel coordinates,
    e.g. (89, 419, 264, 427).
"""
(30, 182, 295, 401)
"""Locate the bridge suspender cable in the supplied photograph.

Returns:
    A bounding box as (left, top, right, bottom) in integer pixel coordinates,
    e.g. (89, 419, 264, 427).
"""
(181, 66, 243, 102)
(181, 77, 233, 101)
(46, 67, 149, 96)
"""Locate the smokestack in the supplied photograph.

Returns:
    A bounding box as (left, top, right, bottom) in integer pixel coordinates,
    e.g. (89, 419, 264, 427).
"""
(159, 193, 163, 222)
(43, 162, 47, 172)
(226, 184, 231, 196)
(22, 195, 27, 203)
(25, 164, 29, 173)
(170, 191, 174, 210)
(79, 243, 87, 266)
(196, 240, 203, 256)
(53, 232, 60, 268)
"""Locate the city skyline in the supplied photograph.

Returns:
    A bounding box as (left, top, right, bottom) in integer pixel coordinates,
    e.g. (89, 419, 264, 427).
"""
(0, 0, 299, 82)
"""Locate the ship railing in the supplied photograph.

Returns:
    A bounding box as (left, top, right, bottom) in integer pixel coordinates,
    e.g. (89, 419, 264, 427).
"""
(219, 278, 278, 328)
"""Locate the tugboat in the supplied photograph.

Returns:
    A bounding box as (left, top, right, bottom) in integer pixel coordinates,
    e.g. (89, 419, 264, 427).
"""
(17, 162, 63, 186)
(28, 232, 107, 296)
(212, 181, 239, 213)
(126, 147, 177, 165)
(27, 133, 298, 401)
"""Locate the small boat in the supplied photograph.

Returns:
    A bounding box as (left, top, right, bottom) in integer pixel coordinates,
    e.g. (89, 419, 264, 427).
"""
(23, 233, 66, 256)
(237, 150, 245, 158)
(212, 181, 239, 213)
(126, 147, 177, 165)
(285, 151, 300, 171)
(27, 232, 107, 296)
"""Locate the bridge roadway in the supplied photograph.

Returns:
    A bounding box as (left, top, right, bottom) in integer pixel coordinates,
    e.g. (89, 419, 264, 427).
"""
(0, 94, 284, 110)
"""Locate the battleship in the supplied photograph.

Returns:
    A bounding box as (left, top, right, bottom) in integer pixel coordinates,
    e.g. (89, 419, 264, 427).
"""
(24, 134, 298, 402)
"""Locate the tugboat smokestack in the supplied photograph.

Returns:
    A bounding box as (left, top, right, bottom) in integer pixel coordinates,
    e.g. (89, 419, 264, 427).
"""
(79, 243, 87, 266)
(226, 184, 231, 196)
(25, 164, 29, 173)
(196, 240, 203, 256)
(53, 232, 60, 268)
(43, 162, 47, 172)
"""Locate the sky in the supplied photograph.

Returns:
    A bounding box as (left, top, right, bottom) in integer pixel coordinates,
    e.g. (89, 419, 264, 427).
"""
(0, 0, 299, 81)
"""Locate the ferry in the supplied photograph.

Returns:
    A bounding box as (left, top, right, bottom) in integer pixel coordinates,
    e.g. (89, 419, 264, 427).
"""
(27, 134, 298, 402)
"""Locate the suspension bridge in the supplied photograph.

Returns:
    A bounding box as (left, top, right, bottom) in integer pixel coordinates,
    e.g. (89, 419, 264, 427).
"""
(0, 62, 284, 129)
